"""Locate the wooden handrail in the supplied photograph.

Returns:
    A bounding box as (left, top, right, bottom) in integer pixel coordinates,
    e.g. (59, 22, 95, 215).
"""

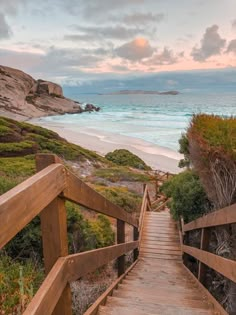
(184, 203, 236, 232)
(24, 241, 139, 315)
(182, 202, 236, 315)
(0, 153, 141, 315)
(183, 245, 236, 283)
(64, 170, 138, 227)
(0, 164, 66, 249)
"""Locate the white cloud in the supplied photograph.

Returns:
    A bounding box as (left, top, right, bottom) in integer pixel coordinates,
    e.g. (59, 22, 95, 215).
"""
(191, 25, 226, 62)
(115, 38, 155, 61)
(0, 13, 12, 39)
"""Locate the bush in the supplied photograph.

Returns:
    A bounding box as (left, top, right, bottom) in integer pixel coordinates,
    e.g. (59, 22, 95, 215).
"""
(5, 202, 115, 261)
(94, 167, 151, 183)
(0, 255, 43, 314)
(187, 114, 236, 208)
(161, 170, 211, 223)
(94, 185, 142, 213)
(105, 149, 151, 170)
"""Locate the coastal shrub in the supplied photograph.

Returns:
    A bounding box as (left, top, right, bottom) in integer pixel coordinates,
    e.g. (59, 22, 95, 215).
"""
(186, 114, 236, 208)
(160, 170, 211, 223)
(94, 167, 151, 183)
(0, 254, 43, 314)
(0, 141, 37, 157)
(178, 134, 190, 168)
(0, 116, 109, 164)
(94, 185, 142, 213)
(0, 177, 18, 195)
(105, 149, 151, 170)
(0, 156, 35, 178)
(5, 202, 115, 261)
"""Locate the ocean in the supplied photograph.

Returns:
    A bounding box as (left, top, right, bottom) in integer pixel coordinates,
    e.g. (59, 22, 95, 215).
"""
(41, 92, 236, 152)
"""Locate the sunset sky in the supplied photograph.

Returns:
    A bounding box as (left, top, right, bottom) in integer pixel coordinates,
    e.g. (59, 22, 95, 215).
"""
(0, 0, 236, 86)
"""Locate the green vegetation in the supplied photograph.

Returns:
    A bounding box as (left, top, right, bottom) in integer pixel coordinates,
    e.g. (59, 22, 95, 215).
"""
(186, 114, 236, 208)
(105, 149, 151, 170)
(0, 116, 109, 163)
(0, 255, 43, 314)
(0, 116, 144, 312)
(161, 170, 211, 223)
(94, 185, 142, 213)
(94, 166, 151, 183)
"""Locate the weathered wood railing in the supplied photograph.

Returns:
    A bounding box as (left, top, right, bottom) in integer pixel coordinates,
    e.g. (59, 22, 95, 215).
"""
(0, 154, 139, 315)
(180, 205, 236, 315)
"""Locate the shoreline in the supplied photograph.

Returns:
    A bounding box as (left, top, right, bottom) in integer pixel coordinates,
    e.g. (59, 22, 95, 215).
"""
(31, 119, 183, 174)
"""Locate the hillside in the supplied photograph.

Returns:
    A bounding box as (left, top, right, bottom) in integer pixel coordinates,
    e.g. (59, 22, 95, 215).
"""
(0, 65, 84, 120)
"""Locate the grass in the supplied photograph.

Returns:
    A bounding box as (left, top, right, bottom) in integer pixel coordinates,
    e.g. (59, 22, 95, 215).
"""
(189, 114, 236, 156)
(0, 116, 110, 163)
(105, 149, 151, 170)
(94, 167, 151, 183)
(93, 185, 142, 213)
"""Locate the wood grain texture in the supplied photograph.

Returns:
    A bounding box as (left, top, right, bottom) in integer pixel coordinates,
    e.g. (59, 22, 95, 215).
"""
(36, 154, 72, 315)
(183, 245, 236, 283)
(117, 219, 125, 276)
(184, 203, 236, 232)
(67, 241, 139, 282)
(23, 258, 68, 315)
(0, 164, 66, 249)
(84, 260, 139, 315)
(96, 210, 216, 315)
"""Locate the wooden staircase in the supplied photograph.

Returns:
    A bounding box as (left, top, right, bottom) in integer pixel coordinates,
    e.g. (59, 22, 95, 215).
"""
(1, 154, 235, 314)
(96, 210, 215, 315)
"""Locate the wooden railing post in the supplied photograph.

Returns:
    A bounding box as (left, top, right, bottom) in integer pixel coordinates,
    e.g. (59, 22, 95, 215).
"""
(117, 219, 125, 276)
(36, 154, 72, 315)
(198, 228, 210, 285)
(133, 226, 139, 261)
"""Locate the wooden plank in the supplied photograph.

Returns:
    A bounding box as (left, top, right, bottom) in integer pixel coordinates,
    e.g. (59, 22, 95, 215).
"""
(66, 241, 139, 282)
(133, 226, 139, 261)
(140, 248, 181, 255)
(198, 228, 210, 284)
(23, 258, 68, 315)
(184, 203, 236, 232)
(63, 171, 138, 227)
(0, 164, 66, 249)
(183, 245, 236, 283)
(183, 264, 228, 315)
(84, 260, 139, 315)
(36, 154, 72, 315)
(117, 220, 125, 276)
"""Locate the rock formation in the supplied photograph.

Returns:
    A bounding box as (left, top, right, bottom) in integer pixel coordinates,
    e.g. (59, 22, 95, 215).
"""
(0, 65, 83, 120)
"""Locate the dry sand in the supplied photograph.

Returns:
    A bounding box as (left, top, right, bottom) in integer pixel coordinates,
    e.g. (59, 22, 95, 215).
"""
(31, 120, 183, 174)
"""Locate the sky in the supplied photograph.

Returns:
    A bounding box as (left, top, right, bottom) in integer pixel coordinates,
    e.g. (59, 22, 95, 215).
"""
(0, 0, 236, 89)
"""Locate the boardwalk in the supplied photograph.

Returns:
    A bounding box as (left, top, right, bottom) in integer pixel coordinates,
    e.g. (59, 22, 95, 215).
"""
(97, 211, 215, 315)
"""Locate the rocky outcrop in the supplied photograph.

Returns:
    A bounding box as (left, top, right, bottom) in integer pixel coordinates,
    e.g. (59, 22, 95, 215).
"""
(84, 103, 100, 112)
(0, 65, 83, 120)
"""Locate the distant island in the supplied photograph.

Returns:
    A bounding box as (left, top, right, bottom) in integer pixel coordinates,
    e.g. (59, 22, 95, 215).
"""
(102, 90, 180, 95)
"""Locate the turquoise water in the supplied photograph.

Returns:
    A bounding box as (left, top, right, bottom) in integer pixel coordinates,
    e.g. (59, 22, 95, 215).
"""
(42, 93, 236, 151)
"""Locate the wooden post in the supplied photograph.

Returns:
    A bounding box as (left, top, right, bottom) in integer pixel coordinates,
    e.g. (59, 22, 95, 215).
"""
(36, 154, 72, 315)
(198, 228, 210, 285)
(133, 226, 139, 261)
(117, 219, 125, 276)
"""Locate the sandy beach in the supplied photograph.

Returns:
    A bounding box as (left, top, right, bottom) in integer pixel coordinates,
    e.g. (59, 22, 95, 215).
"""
(31, 119, 183, 173)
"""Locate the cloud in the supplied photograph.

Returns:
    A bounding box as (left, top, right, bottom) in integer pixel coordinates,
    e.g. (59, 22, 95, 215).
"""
(69, 0, 143, 16)
(65, 25, 144, 41)
(122, 12, 164, 25)
(115, 38, 155, 61)
(227, 39, 236, 54)
(0, 13, 12, 39)
(143, 47, 178, 65)
(232, 19, 236, 29)
(0, 0, 27, 15)
(191, 25, 226, 62)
